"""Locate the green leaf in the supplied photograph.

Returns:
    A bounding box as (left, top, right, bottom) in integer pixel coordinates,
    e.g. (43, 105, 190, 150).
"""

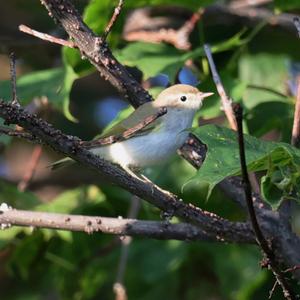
(7, 231, 45, 279)
(191, 125, 300, 208)
(239, 54, 289, 109)
(274, 0, 300, 10)
(115, 31, 248, 81)
(37, 185, 106, 214)
(115, 42, 185, 80)
(246, 101, 294, 142)
(0, 67, 78, 121)
(0, 180, 40, 210)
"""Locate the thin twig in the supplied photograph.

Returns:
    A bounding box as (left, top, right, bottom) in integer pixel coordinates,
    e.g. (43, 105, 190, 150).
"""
(291, 77, 300, 147)
(9, 53, 19, 106)
(230, 0, 272, 9)
(269, 280, 279, 299)
(81, 107, 167, 148)
(114, 196, 140, 300)
(18, 145, 43, 191)
(284, 265, 300, 273)
(204, 44, 237, 130)
(103, 0, 124, 41)
(124, 8, 203, 50)
(204, 43, 261, 193)
(247, 84, 287, 98)
(19, 24, 76, 48)
(233, 104, 296, 300)
(0, 125, 38, 142)
(0, 205, 238, 242)
(293, 17, 300, 38)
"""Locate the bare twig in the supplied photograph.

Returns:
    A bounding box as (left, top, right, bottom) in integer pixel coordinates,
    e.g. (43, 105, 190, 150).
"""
(103, 0, 124, 41)
(0, 125, 38, 142)
(113, 283, 127, 300)
(284, 265, 300, 273)
(19, 24, 76, 48)
(18, 145, 43, 191)
(9, 53, 19, 106)
(234, 104, 296, 300)
(247, 84, 287, 98)
(269, 280, 279, 299)
(124, 8, 204, 50)
(204, 43, 261, 193)
(81, 107, 167, 148)
(0, 205, 247, 243)
(114, 196, 140, 300)
(204, 44, 237, 130)
(293, 17, 300, 38)
(230, 0, 272, 9)
(291, 77, 300, 147)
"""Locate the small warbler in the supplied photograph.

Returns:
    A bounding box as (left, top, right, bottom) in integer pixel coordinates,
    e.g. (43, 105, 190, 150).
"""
(52, 84, 213, 172)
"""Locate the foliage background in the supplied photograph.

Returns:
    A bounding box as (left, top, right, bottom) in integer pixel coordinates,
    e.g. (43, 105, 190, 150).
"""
(0, 0, 300, 299)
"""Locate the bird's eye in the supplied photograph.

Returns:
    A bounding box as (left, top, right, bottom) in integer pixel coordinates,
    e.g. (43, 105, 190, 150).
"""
(180, 95, 187, 102)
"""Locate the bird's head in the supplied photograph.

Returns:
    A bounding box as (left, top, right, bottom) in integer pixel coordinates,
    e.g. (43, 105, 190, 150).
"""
(155, 84, 213, 111)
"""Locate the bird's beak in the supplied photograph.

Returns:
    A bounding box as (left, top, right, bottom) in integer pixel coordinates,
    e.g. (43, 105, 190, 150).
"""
(199, 92, 214, 99)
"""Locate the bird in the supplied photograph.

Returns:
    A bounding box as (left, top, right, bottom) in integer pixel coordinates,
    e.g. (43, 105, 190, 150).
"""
(51, 84, 213, 175)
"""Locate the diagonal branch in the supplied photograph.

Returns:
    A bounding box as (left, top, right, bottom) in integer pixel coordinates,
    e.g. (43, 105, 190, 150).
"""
(0, 99, 253, 243)
(0, 204, 254, 243)
(204, 44, 237, 130)
(40, 0, 152, 108)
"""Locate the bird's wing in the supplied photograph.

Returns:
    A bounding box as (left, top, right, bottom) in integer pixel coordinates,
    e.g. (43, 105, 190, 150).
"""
(99, 102, 163, 139)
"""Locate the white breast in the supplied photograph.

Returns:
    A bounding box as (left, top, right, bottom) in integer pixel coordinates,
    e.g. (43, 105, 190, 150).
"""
(92, 108, 196, 168)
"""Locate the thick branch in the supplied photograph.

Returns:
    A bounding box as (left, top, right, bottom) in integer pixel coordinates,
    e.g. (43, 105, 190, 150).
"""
(0, 206, 239, 242)
(0, 100, 253, 243)
(40, 0, 152, 108)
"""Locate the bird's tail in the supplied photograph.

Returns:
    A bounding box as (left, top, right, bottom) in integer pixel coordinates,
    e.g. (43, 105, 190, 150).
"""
(49, 157, 75, 170)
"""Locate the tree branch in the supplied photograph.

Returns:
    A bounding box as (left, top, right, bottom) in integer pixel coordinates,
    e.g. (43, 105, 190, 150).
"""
(19, 24, 76, 48)
(0, 204, 253, 243)
(0, 99, 253, 244)
(0, 125, 39, 142)
(18, 145, 43, 191)
(102, 0, 124, 41)
(40, 0, 152, 108)
(9, 52, 19, 106)
(291, 77, 300, 147)
(204, 44, 237, 130)
(124, 7, 204, 51)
